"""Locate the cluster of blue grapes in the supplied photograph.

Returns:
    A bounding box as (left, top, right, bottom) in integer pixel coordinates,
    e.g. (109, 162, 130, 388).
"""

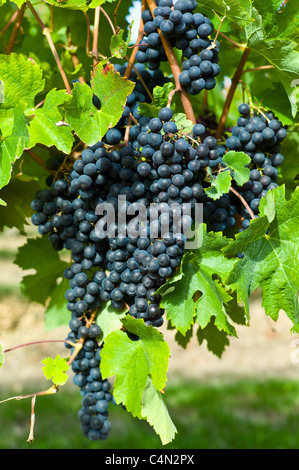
(136, 0, 219, 94)
(29, 0, 288, 440)
(225, 103, 287, 231)
(65, 329, 113, 441)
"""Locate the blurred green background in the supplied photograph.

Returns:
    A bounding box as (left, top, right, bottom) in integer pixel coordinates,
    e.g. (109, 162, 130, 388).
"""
(1, 227, 299, 450)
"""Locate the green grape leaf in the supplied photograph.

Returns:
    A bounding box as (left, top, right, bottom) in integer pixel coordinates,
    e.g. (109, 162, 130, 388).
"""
(254, 82, 295, 126)
(152, 83, 175, 109)
(195, 0, 299, 117)
(0, 54, 44, 198)
(89, 0, 120, 6)
(157, 267, 195, 335)
(250, 39, 299, 118)
(44, 0, 102, 11)
(61, 50, 85, 79)
(96, 301, 127, 342)
(277, 130, 299, 198)
(110, 25, 133, 59)
(222, 151, 251, 186)
(0, 53, 44, 111)
(138, 83, 175, 118)
(157, 224, 238, 335)
(42, 355, 69, 386)
(140, 377, 177, 446)
(101, 315, 170, 418)
(64, 63, 134, 145)
(259, 188, 276, 222)
(0, 178, 41, 233)
(27, 89, 74, 153)
(204, 170, 232, 200)
(45, 277, 70, 331)
(223, 185, 299, 332)
(138, 102, 160, 119)
(0, 102, 30, 202)
(14, 237, 69, 305)
(173, 113, 194, 134)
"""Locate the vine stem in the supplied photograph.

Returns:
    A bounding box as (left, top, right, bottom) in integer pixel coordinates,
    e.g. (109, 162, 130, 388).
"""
(67, 310, 98, 366)
(99, 5, 115, 34)
(0, 385, 59, 405)
(145, 0, 196, 124)
(167, 87, 180, 108)
(92, 6, 101, 64)
(3, 339, 75, 354)
(26, 1, 72, 94)
(5, 4, 26, 54)
(27, 395, 36, 443)
(123, 114, 133, 146)
(242, 65, 274, 75)
(83, 11, 91, 57)
(216, 47, 251, 140)
(229, 186, 256, 220)
(218, 31, 245, 49)
(0, 9, 19, 36)
(113, 0, 122, 28)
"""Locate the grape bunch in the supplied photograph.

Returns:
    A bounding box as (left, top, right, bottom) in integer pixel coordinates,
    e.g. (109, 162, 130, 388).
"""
(136, 0, 219, 94)
(65, 329, 113, 441)
(29, 0, 288, 442)
(225, 103, 287, 231)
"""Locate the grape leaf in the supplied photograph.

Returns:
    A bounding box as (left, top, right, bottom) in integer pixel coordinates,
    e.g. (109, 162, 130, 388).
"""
(96, 301, 127, 342)
(222, 151, 251, 186)
(0, 178, 42, 233)
(110, 25, 133, 59)
(195, 0, 299, 117)
(91, 63, 135, 126)
(157, 224, 238, 335)
(27, 89, 74, 153)
(61, 50, 85, 79)
(138, 102, 160, 119)
(223, 185, 299, 332)
(254, 82, 296, 126)
(140, 377, 177, 445)
(42, 355, 69, 386)
(0, 54, 44, 199)
(138, 83, 175, 118)
(45, 277, 70, 331)
(250, 38, 299, 118)
(152, 83, 175, 109)
(156, 268, 196, 336)
(173, 113, 194, 134)
(101, 315, 170, 418)
(44, 0, 102, 11)
(14, 237, 69, 305)
(277, 131, 299, 198)
(64, 63, 134, 145)
(0, 102, 30, 203)
(204, 170, 232, 200)
(0, 53, 44, 111)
